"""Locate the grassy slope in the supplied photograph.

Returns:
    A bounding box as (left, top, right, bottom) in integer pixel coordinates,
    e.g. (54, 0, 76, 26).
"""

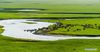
(0, 35, 100, 52)
(41, 18, 100, 35)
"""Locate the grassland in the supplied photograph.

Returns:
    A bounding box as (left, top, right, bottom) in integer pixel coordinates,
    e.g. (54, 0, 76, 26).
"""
(1, 0, 100, 52)
(0, 22, 100, 52)
(0, 35, 100, 52)
(1, 1, 100, 12)
(1, 13, 100, 19)
(41, 18, 100, 35)
(0, 0, 100, 19)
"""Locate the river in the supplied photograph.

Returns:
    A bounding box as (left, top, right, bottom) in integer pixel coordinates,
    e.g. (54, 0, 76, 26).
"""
(0, 19, 100, 41)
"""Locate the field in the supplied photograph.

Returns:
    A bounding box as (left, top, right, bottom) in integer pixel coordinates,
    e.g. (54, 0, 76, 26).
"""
(0, 35, 100, 52)
(1, 0, 100, 19)
(41, 18, 100, 35)
(1, 0, 100, 12)
(0, 25, 100, 52)
(1, 0, 100, 52)
(1, 13, 100, 19)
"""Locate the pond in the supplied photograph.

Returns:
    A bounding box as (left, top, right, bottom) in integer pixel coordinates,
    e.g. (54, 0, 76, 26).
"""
(1, 19, 100, 41)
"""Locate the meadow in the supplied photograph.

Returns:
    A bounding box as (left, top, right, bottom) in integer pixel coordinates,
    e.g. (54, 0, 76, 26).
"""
(1, 0, 100, 52)
(1, 0, 100, 19)
(0, 25, 100, 52)
(41, 18, 100, 35)
(0, 34, 100, 52)
(1, 13, 100, 19)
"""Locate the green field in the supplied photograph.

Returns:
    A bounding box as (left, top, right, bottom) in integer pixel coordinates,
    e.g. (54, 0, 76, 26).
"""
(1, 13, 100, 19)
(0, 0, 100, 19)
(0, 35, 100, 52)
(40, 18, 100, 35)
(1, 0, 100, 52)
(1, 0, 100, 12)
(0, 25, 100, 52)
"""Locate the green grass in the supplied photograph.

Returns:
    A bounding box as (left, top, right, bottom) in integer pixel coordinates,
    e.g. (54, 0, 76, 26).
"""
(41, 18, 100, 35)
(0, 25, 100, 52)
(0, 21, 100, 52)
(1, 0, 100, 19)
(41, 18, 100, 24)
(0, 35, 100, 52)
(49, 28, 100, 35)
(1, 0, 100, 52)
(1, 1, 100, 12)
(1, 13, 100, 19)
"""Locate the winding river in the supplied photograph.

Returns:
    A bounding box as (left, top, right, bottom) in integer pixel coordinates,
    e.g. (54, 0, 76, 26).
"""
(0, 19, 100, 41)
